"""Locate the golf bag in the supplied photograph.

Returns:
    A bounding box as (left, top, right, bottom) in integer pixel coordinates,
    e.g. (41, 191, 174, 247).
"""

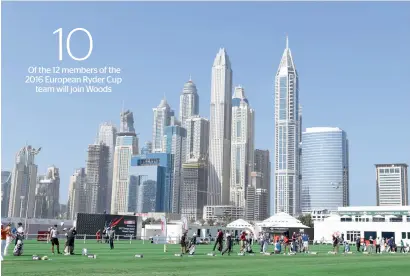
(246, 243, 254, 253)
(188, 244, 196, 255)
(13, 239, 24, 256)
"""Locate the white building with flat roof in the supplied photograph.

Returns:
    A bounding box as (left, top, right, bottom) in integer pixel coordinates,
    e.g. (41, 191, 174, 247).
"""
(314, 206, 410, 244)
(376, 163, 408, 206)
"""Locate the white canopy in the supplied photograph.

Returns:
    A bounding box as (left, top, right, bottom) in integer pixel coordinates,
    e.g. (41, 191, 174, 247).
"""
(226, 219, 253, 229)
(257, 212, 309, 228)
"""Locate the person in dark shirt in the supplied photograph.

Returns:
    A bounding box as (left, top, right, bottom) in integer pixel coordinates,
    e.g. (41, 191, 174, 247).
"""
(355, 236, 361, 252)
(188, 233, 197, 255)
(222, 232, 233, 256)
(332, 235, 339, 253)
(66, 227, 77, 255)
(180, 232, 187, 254)
(212, 229, 224, 253)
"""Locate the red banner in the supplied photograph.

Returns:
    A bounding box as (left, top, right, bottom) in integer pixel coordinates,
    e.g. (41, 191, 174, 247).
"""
(37, 231, 48, 241)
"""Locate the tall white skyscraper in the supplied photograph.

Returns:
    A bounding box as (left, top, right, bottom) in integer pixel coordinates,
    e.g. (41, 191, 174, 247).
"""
(376, 164, 408, 206)
(8, 145, 41, 218)
(179, 77, 199, 128)
(185, 116, 210, 161)
(97, 122, 117, 213)
(34, 166, 60, 219)
(111, 110, 139, 214)
(67, 168, 87, 220)
(152, 98, 177, 153)
(208, 48, 233, 205)
(274, 37, 302, 216)
(1, 171, 12, 217)
(230, 86, 254, 208)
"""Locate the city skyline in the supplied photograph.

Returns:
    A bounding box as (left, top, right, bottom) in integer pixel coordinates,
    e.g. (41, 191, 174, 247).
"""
(2, 2, 410, 209)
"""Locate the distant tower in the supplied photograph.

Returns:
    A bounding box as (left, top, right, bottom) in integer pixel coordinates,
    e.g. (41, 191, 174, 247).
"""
(67, 168, 87, 220)
(274, 36, 302, 216)
(1, 171, 12, 217)
(208, 48, 233, 205)
(97, 123, 117, 213)
(111, 110, 139, 214)
(34, 166, 60, 219)
(8, 145, 41, 218)
(152, 98, 177, 153)
(376, 163, 408, 206)
(230, 86, 254, 208)
(179, 77, 199, 128)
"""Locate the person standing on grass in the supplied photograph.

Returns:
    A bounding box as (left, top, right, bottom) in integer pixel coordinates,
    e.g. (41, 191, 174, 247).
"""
(222, 232, 233, 256)
(332, 235, 339, 253)
(368, 236, 374, 253)
(302, 233, 309, 253)
(3, 223, 14, 256)
(355, 236, 361, 252)
(66, 227, 77, 255)
(96, 229, 101, 243)
(180, 231, 187, 254)
(212, 229, 224, 253)
(376, 237, 381, 253)
(239, 232, 247, 253)
(108, 227, 115, 250)
(1, 224, 7, 261)
(50, 225, 62, 255)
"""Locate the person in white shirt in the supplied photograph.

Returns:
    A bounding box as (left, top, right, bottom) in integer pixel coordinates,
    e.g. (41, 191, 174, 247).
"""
(50, 225, 61, 254)
(15, 223, 24, 246)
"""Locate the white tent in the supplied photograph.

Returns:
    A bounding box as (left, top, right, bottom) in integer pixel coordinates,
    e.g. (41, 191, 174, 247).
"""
(227, 219, 253, 229)
(257, 212, 309, 228)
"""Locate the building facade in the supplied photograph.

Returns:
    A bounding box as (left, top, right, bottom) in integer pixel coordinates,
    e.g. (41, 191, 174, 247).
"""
(230, 86, 255, 208)
(179, 77, 199, 128)
(152, 98, 177, 153)
(185, 116, 210, 162)
(181, 160, 208, 221)
(254, 149, 271, 215)
(164, 125, 187, 214)
(111, 110, 139, 214)
(203, 205, 244, 221)
(314, 206, 410, 243)
(34, 166, 60, 219)
(128, 153, 172, 213)
(274, 37, 302, 216)
(67, 168, 87, 220)
(301, 127, 349, 213)
(140, 141, 153, 155)
(1, 171, 12, 217)
(97, 122, 117, 213)
(208, 48, 233, 206)
(86, 143, 110, 213)
(376, 163, 408, 206)
(8, 145, 41, 218)
(245, 172, 268, 221)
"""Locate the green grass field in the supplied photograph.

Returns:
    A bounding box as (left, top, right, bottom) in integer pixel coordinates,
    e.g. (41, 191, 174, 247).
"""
(2, 240, 409, 276)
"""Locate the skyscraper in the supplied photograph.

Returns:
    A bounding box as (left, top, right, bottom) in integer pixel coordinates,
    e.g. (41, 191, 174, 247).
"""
(111, 110, 139, 214)
(185, 116, 209, 162)
(179, 77, 199, 128)
(274, 37, 302, 216)
(8, 145, 41, 218)
(301, 127, 349, 213)
(254, 149, 271, 215)
(1, 171, 12, 217)
(97, 122, 117, 213)
(208, 48, 233, 205)
(152, 98, 177, 153)
(128, 153, 172, 213)
(181, 160, 208, 221)
(34, 166, 60, 219)
(67, 168, 87, 220)
(376, 164, 408, 206)
(86, 143, 110, 213)
(164, 125, 187, 213)
(245, 172, 268, 221)
(141, 141, 153, 154)
(230, 86, 254, 208)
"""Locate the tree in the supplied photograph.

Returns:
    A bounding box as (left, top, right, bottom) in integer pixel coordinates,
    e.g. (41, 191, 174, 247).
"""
(142, 217, 156, 227)
(297, 214, 313, 228)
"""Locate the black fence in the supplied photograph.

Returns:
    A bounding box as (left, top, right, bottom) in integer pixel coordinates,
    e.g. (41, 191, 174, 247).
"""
(76, 213, 138, 239)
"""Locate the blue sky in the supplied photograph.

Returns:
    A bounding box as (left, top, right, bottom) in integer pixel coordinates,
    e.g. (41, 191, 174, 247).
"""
(2, 2, 409, 209)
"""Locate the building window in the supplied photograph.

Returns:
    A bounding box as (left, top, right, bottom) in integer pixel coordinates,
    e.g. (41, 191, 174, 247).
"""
(346, 231, 360, 242)
(402, 232, 410, 239)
